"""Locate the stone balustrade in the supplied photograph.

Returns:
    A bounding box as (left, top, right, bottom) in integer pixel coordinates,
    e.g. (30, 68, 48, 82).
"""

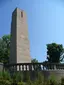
(4, 63, 64, 72)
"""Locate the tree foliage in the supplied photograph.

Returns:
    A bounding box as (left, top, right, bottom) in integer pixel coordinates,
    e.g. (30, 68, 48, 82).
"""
(46, 43, 64, 63)
(0, 35, 10, 64)
(31, 58, 38, 63)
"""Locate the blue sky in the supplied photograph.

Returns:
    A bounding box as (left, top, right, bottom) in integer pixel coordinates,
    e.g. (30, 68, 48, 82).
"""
(0, 0, 64, 62)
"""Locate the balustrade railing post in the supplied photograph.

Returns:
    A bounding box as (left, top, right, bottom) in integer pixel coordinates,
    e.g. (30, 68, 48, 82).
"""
(54, 64, 56, 70)
(19, 65, 21, 71)
(33, 65, 34, 71)
(27, 65, 29, 71)
(41, 64, 43, 70)
(32, 65, 34, 71)
(12, 65, 14, 72)
(24, 65, 26, 71)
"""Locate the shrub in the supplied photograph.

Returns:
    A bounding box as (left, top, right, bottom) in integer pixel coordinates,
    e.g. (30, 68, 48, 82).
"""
(0, 71, 11, 85)
(17, 81, 26, 85)
(0, 79, 11, 85)
(23, 72, 31, 82)
(12, 72, 23, 84)
(0, 71, 3, 79)
(45, 74, 58, 85)
(26, 79, 33, 85)
(61, 77, 64, 85)
(2, 71, 11, 81)
(33, 71, 44, 85)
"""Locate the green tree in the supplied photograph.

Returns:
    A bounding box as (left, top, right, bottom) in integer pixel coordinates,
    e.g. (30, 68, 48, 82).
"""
(31, 58, 41, 71)
(46, 43, 64, 63)
(31, 58, 38, 63)
(0, 35, 10, 64)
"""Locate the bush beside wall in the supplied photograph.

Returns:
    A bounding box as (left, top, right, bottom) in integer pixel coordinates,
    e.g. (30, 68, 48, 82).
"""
(0, 71, 64, 85)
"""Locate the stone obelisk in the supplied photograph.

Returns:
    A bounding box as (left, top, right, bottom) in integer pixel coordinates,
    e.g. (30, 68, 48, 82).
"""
(9, 8, 31, 64)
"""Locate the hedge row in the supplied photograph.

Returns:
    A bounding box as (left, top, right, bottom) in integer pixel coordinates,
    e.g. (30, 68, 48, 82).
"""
(0, 71, 64, 85)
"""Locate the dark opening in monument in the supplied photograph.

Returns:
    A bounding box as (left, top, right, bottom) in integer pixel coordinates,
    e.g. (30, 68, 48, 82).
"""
(21, 12, 23, 17)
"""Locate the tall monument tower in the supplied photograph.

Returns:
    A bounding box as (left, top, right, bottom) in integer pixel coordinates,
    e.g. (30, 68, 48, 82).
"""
(9, 8, 31, 64)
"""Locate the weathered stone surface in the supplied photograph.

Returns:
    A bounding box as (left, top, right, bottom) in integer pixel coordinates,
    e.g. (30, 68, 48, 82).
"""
(9, 8, 31, 64)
